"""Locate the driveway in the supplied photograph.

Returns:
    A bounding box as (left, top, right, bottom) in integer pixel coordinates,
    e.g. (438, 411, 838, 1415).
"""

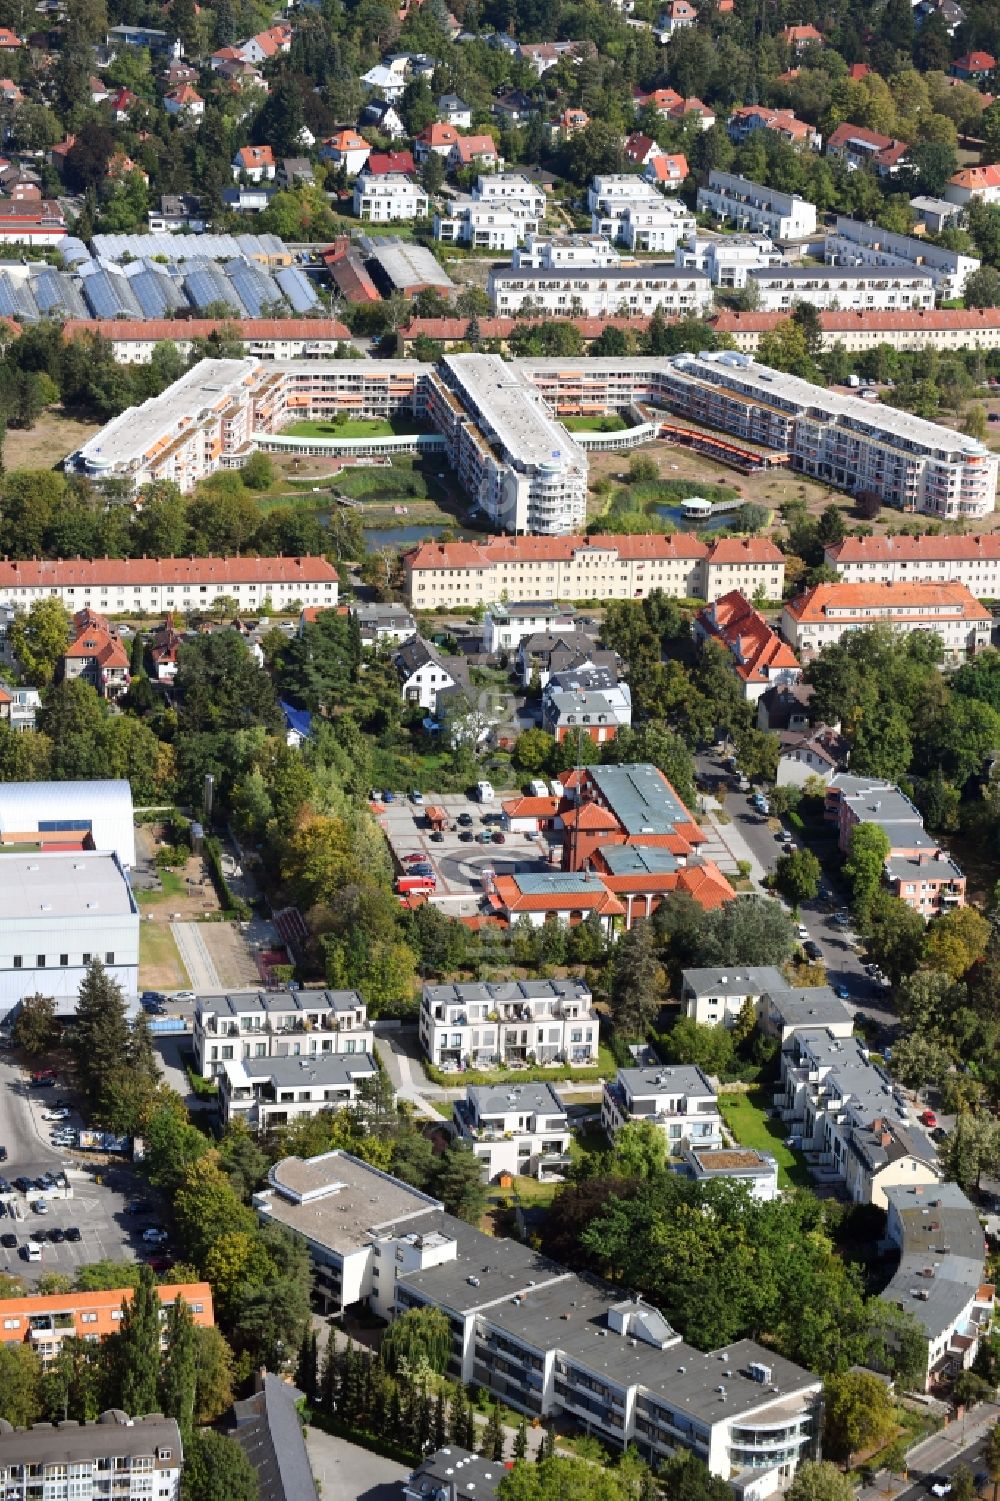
(170, 923, 222, 990)
(304, 1425, 410, 1501)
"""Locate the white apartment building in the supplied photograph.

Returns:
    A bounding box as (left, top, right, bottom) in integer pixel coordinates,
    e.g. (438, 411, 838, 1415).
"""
(588, 174, 673, 241)
(487, 263, 712, 317)
(435, 199, 541, 251)
(419, 978, 599, 1070)
(619, 202, 696, 255)
(427, 354, 589, 535)
(219, 1051, 378, 1131)
(682, 1143, 779, 1200)
(452, 1081, 571, 1181)
(474, 174, 547, 214)
(882, 1182, 994, 1390)
(253, 1150, 823, 1493)
(675, 232, 785, 288)
(0, 1415, 182, 1501)
(353, 173, 429, 221)
(775, 1028, 941, 1208)
(60, 318, 355, 365)
(192, 988, 374, 1079)
(395, 635, 459, 711)
(782, 582, 992, 659)
(404, 532, 785, 610)
(826, 215, 980, 301)
(697, 171, 818, 239)
(512, 233, 621, 269)
(681, 965, 788, 1028)
(825, 533, 1000, 597)
(482, 600, 576, 653)
(0, 852, 138, 1017)
(601, 1065, 723, 1153)
(0, 554, 339, 614)
(349, 601, 417, 645)
(746, 266, 935, 311)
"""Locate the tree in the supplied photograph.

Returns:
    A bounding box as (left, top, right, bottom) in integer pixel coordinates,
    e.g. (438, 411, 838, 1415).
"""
(942, 1113, 1000, 1193)
(608, 1121, 668, 1180)
(11, 993, 58, 1057)
(485, 1403, 505, 1461)
(862, 1300, 928, 1390)
(181, 1429, 257, 1501)
(922, 907, 991, 981)
(9, 597, 70, 686)
(963, 404, 990, 443)
(0, 1343, 41, 1426)
(609, 920, 664, 1038)
(964, 267, 1000, 309)
(664, 1016, 736, 1077)
(843, 823, 890, 924)
(697, 896, 797, 967)
(786, 1462, 856, 1501)
(70, 961, 132, 1126)
(823, 1371, 896, 1462)
(498, 1455, 638, 1501)
(115, 1265, 160, 1415)
(193, 1326, 235, 1423)
(984, 1420, 1000, 1501)
(774, 848, 821, 909)
(866, 895, 926, 984)
(160, 1296, 198, 1446)
(513, 728, 555, 771)
(381, 1306, 451, 1376)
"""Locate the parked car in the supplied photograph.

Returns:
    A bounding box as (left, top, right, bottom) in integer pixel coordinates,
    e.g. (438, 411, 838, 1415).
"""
(458, 831, 474, 843)
(30, 1068, 56, 1084)
(491, 832, 506, 844)
(381, 789, 395, 803)
(65, 1226, 81, 1242)
(410, 790, 424, 804)
(796, 925, 809, 941)
(172, 991, 195, 1003)
(42, 1108, 70, 1122)
(21, 1242, 40, 1262)
(0, 1233, 16, 1249)
(429, 831, 444, 843)
(48, 1227, 65, 1243)
(31, 1200, 49, 1215)
(930, 1480, 952, 1497)
(834, 985, 851, 1000)
(920, 1109, 938, 1128)
(457, 813, 473, 827)
(395, 875, 436, 894)
(142, 1227, 168, 1245)
(803, 940, 822, 961)
(475, 831, 492, 844)
(13, 1178, 31, 1194)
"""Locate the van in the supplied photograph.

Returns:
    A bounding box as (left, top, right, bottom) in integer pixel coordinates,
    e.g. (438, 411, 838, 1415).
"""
(21, 1242, 40, 1261)
(395, 875, 436, 894)
(475, 781, 495, 803)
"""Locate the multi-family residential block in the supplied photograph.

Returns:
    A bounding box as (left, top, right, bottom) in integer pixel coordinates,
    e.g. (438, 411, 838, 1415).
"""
(395, 636, 461, 712)
(693, 591, 801, 702)
(824, 532, 1000, 596)
(482, 601, 577, 654)
(881, 1182, 995, 1389)
(0, 851, 138, 1015)
(697, 170, 818, 238)
(618, 200, 697, 253)
(517, 630, 616, 688)
(825, 215, 979, 301)
(435, 199, 542, 250)
(775, 725, 848, 788)
(419, 978, 599, 1070)
(745, 266, 935, 311)
(825, 123, 909, 176)
(776, 1029, 941, 1207)
(782, 583, 992, 659)
(252, 1149, 823, 1490)
(349, 601, 417, 646)
(587, 173, 674, 240)
(0, 1284, 214, 1363)
(944, 163, 1000, 207)
(675, 232, 786, 288)
(0, 554, 339, 613)
(711, 307, 1000, 355)
(512, 233, 621, 269)
(453, 1082, 571, 1181)
(0, 1415, 183, 1501)
(219, 1052, 378, 1131)
(353, 174, 429, 221)
(727, 106, 820, 149)
(681, 1143, 779, 1199)
(680, 966, 788, 1028)
(601, 1064, 723, 1151)
(192, 988, 373, 1080)
(487, 262, 710, 317)
(541, 664, 632, 742)
(403, 533, 785, 609)
(756, 984, 854, 1044)
(825, 772, 967, 917)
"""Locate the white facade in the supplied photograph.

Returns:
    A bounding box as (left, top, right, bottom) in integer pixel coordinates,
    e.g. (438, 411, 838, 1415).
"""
(601, 1065, 723, 1152)
(782, 582, 993, 658)
(487, 263, 712, 317)
(826, 215, 980, 301)
(825, 534, 1000, 596)
(453, 1081, 571, 1180)
(483, 601, 576, 653)
(619, 200, 696, 253)
(0, 778, 135, 867)
(435, 200, 540, 250)
(419, 978, 599, 1069)
(219, 1051, 378, 1130)
(193, 988, 373, 1079)
(396, 637, 458, 711)
(588, 174, 674, 241)
(0, 1416, 182, 1501)
(697, 171, 818, 239)
(513, 234, 621, 269)
(0, 555, 339, 615)
(746, 267, 936, 311)
(353, 174, 429, 221)
(675, 232, 785, 288)
(681, 965, 787, 1028)
(0, 852, 139, 1017)
(683, 1143, 780, 1200)
(474, 174, 546, 213)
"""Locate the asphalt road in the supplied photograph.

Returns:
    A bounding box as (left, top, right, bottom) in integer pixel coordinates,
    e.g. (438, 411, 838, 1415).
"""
(695, 752, 898, 1033)
(0, 1051, 65, 1180)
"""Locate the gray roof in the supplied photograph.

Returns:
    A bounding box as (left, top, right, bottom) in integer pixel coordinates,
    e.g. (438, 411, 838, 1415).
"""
(0, 1413, 180, 1467)
(424, 978, 592, 1006)
(0, 851, 136, 923)
(230, 1374, 318, 1501)
(239, 1054, 376, 1088)
(397, 1219, 571, 1315)
(617, 1064, 716, 1100)
(763, 985, 853, 1031)
(396, 635, 452, 678)
(489, 599, 568, 619)
(466, 1080, 566, 1116)
(493, 262, 708, 283)
(887, 851, 964, 884)
(598, 845, 679, 875)
(256, 1150, 442, 1253)
(881, 1182, 987, 1342)
(747, 266, 934, 283)
(683, 966, 787, 998)
(365, 240, 456, 292)
(198, 988, 365, 1020)
(587, 763, 692, 835)
(406, 1447, 505, 1501)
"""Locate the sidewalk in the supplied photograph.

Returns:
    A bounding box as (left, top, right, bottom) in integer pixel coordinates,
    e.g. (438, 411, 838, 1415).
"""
(697, 798, 767, 884)
(857, 1401, 1000, 1501)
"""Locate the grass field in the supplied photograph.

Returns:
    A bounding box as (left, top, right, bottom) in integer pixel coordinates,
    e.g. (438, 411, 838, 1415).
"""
(138, 922, 190, 991)
(562, 413, 628, 433)
(719, 1087, 811, 1189)
(6, 407, 102, 470)
(281, 416, 435, 439)
(135, 869, 186, 906)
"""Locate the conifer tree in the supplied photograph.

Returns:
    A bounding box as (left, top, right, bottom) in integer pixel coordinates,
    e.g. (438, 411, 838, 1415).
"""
(116, 1265, 160, 1415)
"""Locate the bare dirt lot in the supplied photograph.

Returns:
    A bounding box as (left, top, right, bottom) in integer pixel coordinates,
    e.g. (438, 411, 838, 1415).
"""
(587, 441, 836, 520)
(5, 407, 102, 471)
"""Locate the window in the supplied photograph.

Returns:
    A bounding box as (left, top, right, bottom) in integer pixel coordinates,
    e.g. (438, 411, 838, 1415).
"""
(36, 955, 45, 968)
(2, 1318, 18, 1330)
(60, 954, 69, 967)
(105, 952, 114, 965)
(81, 1312, 97, 1324)
(83, 953, 91, 964)
(12, 956, 20, 969)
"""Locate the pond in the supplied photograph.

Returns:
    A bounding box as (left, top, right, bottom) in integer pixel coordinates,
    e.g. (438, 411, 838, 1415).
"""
(362, 523, 455, 550)
(657, 504, 741, 529)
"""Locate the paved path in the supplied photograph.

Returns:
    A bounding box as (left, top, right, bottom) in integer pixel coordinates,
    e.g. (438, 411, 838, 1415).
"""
(697, 799, 766, 881)
(858, 1402, 1000, 1501)
(170, 922, 221, 991)
(375, 1035, 447, 1120)
(304, 1425, 410, 1501)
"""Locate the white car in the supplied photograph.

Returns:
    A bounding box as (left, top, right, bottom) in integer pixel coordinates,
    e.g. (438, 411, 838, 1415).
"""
(797, 925, 809, 941)
(171, 991, 195, 1003)
(42, 1108, 70, 1122)
(931, 1483, 952, 1497)
(31, 1200, 49, 1215)
(142, 1227, 168, 1245)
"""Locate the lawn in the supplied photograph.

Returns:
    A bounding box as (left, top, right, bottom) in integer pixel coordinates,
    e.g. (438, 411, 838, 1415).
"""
(135, 869, 186, 907)
(718, 1087, 811, 1189)
(425, 1042, 618, 1088)
(561, 413, 628, 433)
(138, 922, 190, 992)
(281, 416, 435, 439)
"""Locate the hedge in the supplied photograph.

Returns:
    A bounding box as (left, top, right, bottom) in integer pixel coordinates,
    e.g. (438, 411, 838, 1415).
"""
(203, 835, 251, 920)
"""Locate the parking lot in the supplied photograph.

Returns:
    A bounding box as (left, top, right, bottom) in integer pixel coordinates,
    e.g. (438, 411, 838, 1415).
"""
(0, 1054, 163, 1284)
(376, 792, 553, 915)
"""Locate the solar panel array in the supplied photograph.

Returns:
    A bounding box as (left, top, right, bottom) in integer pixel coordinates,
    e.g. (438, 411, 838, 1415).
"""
(0, 235, 324, 324)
